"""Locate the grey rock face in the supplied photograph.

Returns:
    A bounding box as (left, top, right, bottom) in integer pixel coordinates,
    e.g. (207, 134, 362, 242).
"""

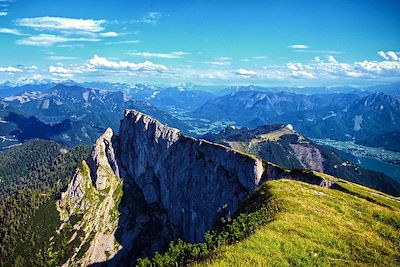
(118, 110, 264, 242)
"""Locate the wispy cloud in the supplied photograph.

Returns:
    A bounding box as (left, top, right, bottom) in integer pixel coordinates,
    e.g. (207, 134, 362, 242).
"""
(234, 68, 257, 77)
(105, 40, 140, 45)
(0, 28, 24, 35)
(16, 34, 100, 46)
(253, 56, 268, 60)
(293, 49, 344, 55)
(288, 44, 309, 49)
(203, 57, 231, 66)
(127, 51, 188, 59)
(0, 11, 7, 16)
(47, 55, 77, 60)
(0, 66, 22, 72)
(16, 16, 106, 32)
(99, 31, 118, 37)
(13, 16, 122, 46)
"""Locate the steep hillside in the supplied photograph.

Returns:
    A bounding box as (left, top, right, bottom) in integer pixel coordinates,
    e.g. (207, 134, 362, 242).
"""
(0, 140, 90, 266)
(198, 179, 400, 266)
(142, 179, 400, 266)
(0, 111, 100, 149)
(359, 131, 400, 152)
(203, 124, 400, 196)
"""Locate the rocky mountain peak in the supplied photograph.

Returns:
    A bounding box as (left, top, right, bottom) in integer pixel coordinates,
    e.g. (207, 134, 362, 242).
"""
(57, 109, 332, 265)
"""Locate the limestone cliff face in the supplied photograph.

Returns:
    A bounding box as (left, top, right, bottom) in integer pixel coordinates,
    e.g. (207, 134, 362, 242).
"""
(118, 110, 264, 242)
(58, 110, 333, 265)
(57, 128, 123, 266)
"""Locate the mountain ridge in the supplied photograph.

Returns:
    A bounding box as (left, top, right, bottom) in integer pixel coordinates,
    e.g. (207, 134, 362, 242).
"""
(56, 109, 334, 265)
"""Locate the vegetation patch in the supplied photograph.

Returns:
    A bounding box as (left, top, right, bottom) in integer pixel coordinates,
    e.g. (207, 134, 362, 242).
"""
(136, 184, 279, 266)
(137, 179, 400, 267)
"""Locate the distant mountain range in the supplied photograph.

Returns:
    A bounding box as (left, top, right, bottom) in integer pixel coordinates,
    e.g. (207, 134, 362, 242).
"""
(0, 84, 192, 149)
(202, 124, 400, 196)
(193, 90, 400, 151)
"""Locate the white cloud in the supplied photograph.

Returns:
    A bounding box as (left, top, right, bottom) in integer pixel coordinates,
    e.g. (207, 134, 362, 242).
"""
(105, 40, 140, 45)
(0, 28, 24, 35)
(16, 16, 105, 32)
(47, 55, 77, 60)
(99, 31, 118, 37)
(327, 55, 338, 64)
(294, 49, 344, 54)
(378, 50, 399, 61)
(0, 66, 22, 72)
(234, 68, 257, 77)
(47, 54, 169, 78)
(27, 65, 39, 70)
(89, 54, 167, 72)
(291, 70, 314, 79)
(0, 11, 7, 16)
(49, 65, 75, 77)
(286, 62, 315, 79)
(285, 51, 400, 80)
(16, 34, 100, 46)
(57, 44, 85, 48)
(253, 56, 268, 60)
(288, 44, 309, 49)
(204, 57, 231, 66)
(354, 60, 400, 75)
(128, 51, 188, 59)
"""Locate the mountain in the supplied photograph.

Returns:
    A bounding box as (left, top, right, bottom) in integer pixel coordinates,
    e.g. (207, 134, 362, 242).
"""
(344, 92, 400, 140)
(142, 86, 215, 112)
(0, 81, 57, 98)
(267, 92, 400, 144)
(2, 110, 399, 266)
(0, 103, 101, 150)
(359, 131, 400, 152)
(192, 91, 400, 151)
(51, 110, 333, 266)
(0, 84, 191, 148)
(192, 91, 360, 125)
(202, 124, 400, 196)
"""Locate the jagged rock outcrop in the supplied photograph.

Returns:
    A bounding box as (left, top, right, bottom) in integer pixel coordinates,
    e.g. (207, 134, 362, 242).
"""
(57, 110, 333, 266)
(117, 110, 264, 242)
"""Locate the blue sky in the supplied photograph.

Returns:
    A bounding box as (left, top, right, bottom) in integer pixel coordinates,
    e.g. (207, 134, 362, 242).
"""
(0, 0, 399, 86)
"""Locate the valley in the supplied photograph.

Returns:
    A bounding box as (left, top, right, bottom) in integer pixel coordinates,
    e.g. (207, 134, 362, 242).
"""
(313, 138, 400, 181)
(1, 1, 399, 266)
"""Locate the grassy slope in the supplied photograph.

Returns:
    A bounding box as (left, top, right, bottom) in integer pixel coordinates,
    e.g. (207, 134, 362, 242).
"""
(198, 179, 400, 267)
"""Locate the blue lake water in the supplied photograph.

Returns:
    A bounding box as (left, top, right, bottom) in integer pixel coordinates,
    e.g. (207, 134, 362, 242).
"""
(312, 138, 400, 182)
(357, 156, 400, 182)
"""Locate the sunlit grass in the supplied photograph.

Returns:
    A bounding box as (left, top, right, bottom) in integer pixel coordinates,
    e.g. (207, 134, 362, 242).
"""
(198, 179, 400, 267)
